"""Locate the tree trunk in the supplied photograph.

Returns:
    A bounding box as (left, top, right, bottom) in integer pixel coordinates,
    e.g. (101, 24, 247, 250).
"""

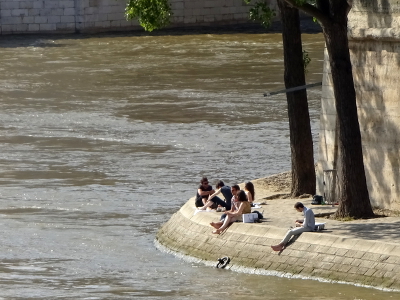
(322, 9, 374, 218)
(278, 0, 316, 197)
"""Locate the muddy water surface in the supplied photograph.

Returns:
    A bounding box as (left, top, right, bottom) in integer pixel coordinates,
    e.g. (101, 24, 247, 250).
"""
(0, 32, 398, 299)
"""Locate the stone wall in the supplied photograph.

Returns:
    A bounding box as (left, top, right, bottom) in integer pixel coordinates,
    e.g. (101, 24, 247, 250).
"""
(0, 0, 277, 34)
(157, 199, 400, 290)
(317, 0, 400, 211)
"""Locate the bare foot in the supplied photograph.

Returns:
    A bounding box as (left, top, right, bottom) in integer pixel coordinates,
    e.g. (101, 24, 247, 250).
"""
(210, 222, 219, 229)
(212, 229, 221, 234)
(271, 244, 284, 251)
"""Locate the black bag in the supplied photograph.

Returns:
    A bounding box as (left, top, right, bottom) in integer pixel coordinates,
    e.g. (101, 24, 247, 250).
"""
(311, 195, 323, 205)
(252, 210, 264, 220)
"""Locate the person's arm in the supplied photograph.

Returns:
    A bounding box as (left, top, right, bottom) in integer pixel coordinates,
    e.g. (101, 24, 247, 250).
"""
(197, 188, 214, 196)
(228, 204, 236, 213)
(295, 220, 303, 227)
(208, 188, 221, 201)
(227, 202, 245, 216)
(231, 197, 239, 212)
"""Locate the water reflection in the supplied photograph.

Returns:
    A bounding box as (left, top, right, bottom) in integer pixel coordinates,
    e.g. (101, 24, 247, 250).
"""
(0, 32, 398, 299)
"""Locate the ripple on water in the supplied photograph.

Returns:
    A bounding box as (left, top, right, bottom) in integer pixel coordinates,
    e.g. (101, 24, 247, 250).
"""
(1, 33, 395, 299)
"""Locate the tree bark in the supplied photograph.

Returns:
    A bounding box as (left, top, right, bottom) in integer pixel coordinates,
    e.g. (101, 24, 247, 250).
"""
(277, 0, 316, 197)
(280, 0, 375, 218)
(321, 6, 374, 218)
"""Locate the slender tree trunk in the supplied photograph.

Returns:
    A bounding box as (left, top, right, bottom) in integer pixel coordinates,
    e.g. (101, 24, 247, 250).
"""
(278, 0, 316, 197)
(322, 8, 374, 218)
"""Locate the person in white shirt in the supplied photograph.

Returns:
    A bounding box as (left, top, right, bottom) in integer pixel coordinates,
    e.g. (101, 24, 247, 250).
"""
(210, 185, 240, 228)
(271, 202, 315, 251)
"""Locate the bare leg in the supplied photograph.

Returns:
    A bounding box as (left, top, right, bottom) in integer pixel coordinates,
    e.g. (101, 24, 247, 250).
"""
(212, 215, 234, 234)
(198, 200, 214, 210)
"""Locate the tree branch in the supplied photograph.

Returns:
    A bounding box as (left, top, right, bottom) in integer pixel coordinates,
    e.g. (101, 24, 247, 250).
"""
(281, 0, 332, 27)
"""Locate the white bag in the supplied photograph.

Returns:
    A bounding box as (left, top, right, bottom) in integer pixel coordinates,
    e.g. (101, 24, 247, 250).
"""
(242, 213, 258, 223)
(314, 222, 326, 231)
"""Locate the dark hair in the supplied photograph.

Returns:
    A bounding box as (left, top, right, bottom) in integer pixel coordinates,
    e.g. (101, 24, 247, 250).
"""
(245, 181, 255, 200)
(294, 202, 304, 209)
(237, 190, 248, 202)
(216, 180, 225, 189)
(200, 177, 208, 184)
(231, 184, 240, 191)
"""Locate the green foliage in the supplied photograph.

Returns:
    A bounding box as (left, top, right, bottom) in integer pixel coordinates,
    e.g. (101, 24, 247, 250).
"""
(303, 50, 311, 74)
(125, 0, 172, 32)
(246, 1, 276, 28)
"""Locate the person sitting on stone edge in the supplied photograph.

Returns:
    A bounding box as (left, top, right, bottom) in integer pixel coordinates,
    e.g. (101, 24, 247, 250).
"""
(214, 184, 241, 223)
(198, 180, 233, 211)
(244, 181, 255, 204)
(210, 184, 240, 226)
(195, 177, 216, 208)
(271, 202, 315, 252)
(211, 189, 251, 234)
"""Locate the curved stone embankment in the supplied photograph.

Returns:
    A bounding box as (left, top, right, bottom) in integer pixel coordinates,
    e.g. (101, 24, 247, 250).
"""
(156, 196, 400, 291)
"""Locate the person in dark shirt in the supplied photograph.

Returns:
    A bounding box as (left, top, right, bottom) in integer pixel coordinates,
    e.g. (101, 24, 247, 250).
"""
(198, 180, 233, 210)
(195, 177, 216, 207)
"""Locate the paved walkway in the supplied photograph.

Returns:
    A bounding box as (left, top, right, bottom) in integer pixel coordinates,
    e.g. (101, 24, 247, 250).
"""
(255, 196, 400, 245)
(240, 175, 400, 245)
(158, 180, 400, 291)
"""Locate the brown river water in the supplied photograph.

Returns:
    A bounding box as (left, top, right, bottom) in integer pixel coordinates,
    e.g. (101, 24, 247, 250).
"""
(0, 32, 399, 299)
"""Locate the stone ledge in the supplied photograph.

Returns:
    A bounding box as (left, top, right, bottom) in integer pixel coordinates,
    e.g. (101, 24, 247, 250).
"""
(156, 198, 400, 291)
(349, 28, 400, 42)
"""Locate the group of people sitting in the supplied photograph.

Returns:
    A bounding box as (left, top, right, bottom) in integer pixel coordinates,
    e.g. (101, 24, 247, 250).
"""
(195, 177, 255, 234)
(194, 177, 316, 250)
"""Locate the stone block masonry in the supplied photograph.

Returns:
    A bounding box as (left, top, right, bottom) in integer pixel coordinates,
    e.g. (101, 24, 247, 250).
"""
(0, 0, 137, 34)
(156, 199, 400, 291)
(317, 0, 400, 211)
(0, 0, 277, 34)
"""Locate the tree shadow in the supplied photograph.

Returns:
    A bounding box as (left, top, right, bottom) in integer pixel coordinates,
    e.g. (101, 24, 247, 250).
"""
(338, 220, 400, 240)
(338, 1, 400, 210)
(278, 220, 400, 252)
(358, 0, 393, 28)
(351, 27, 400, 209)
